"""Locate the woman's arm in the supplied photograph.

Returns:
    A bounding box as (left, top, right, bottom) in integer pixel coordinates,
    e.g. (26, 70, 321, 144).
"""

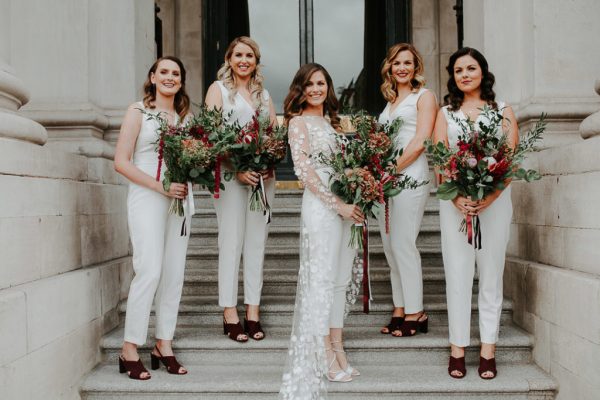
(289, 117, 364, 223)
(473, 103, 520, 213)
(394, 91, 438, 173)
(433, 108, 477, 215)
(114, 104, 186, 200)
(204, 82, 223, 110)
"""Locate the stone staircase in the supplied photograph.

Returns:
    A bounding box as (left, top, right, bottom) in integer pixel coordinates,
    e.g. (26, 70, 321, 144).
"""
(81, 189, 557, 399)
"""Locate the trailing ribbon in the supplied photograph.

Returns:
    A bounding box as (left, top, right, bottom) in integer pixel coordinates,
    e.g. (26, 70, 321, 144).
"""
(156, 138, 164, 181)
(385, 198, 390, 234)
(213, 156, 221, 199)
(179, 181, 196, 237)
(362, 220, 372, 314)
(464, 214, 482, 250)
(251, 174, 271, 224)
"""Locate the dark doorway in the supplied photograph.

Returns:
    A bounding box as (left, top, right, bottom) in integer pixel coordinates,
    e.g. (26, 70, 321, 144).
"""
(202, 0, 411, 180)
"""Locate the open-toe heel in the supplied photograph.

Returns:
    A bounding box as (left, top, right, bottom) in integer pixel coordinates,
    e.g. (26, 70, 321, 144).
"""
(244, 318, 265, 341)
(393, 314, 428, 337)
(448, 356, 466, 379)
(119, 355, 151, 380)
(326, 348, 352, 382)
(478, 356, 497, 379)
(381, 316, 404, 334)
(150, 345, 187, 375)
(223, 317, 248, 343)
(331, 340, 360, 377)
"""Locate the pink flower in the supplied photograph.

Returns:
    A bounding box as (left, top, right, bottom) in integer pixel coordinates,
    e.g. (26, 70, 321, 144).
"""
(467, 157, 478, 168)
(242, 134, 254, 144)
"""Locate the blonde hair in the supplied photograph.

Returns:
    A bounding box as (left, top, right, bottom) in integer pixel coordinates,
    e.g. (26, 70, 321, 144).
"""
(216, 36, 266, 110)
(380, 43, 426, 103)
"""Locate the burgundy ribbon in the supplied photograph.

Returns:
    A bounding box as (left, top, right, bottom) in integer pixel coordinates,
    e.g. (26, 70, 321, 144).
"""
(466, 214, 473, 245)
(362, 221, 370, 314)
(213, 156, 221, 199)
(156, 138, 164, 181)
(385, 198, 390, 234)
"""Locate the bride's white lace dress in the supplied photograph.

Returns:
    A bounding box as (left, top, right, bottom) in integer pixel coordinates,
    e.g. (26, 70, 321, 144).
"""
(279, 115, 351, 400)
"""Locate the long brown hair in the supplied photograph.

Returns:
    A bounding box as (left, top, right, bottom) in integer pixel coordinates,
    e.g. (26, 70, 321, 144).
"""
(143, 56, 190, 119)
(283, 63, 340, 130)
(444, 47, 497, 112)
(217, 36, 267, 110)
(380, 43, 426, 103)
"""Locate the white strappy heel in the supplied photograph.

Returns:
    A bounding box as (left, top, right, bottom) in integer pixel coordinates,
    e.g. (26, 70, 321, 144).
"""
(326, 348, 352, 382)
(331, 340, 360, 377)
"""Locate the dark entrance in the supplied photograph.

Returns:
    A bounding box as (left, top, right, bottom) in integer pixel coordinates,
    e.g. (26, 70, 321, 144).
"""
(202, 0, 411, 181)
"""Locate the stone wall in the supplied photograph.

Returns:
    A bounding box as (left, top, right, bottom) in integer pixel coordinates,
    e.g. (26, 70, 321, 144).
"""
(0, 0, 155, 398)
(463, 1, 600, 399)
(412, 0, 458, 101)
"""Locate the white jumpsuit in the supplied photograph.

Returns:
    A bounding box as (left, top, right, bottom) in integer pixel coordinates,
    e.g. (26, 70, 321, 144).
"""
(123, 102, 191, 345)
(440, 103, 513, 346)
(212, 81, 276, 307)
(377, 88, 431, 313)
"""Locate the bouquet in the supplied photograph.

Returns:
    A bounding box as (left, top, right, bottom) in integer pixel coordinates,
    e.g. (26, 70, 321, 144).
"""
(142, 106, 230, 218)
(317, 112, 426, 314)
(317, 112, 426, 249)
(426, 105, 546, 248)
(226, 111, 288, 216)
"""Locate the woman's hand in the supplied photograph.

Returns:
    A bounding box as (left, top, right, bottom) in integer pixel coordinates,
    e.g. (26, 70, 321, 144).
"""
(236, 171, 261, 186)
(452, 195, 478, 215)
(259, 169, 273, 180)
(472, 191, 501, 214)
(160, 182, 188, 199)
(338, 204, 365, 224)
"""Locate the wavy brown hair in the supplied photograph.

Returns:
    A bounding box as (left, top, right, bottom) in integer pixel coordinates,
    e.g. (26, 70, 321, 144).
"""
(283, 63, 340, 131)
(217, 36, 267, 110)
(380, 43, 426, 103)
(143, 56, 190, 119)
(444, 47, 497, 112)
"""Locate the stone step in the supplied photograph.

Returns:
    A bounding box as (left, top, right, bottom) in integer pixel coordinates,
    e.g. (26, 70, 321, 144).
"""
(81, 363, 556, 400)
(180, 267, 475, 296)
(192, 208, 441, 230)
(118, 294, 514, 327)
(188, 225, 441, 252)
(193, 188, 441, 210)
(185, 251, 444, 270)
(100, 324, 533, 366)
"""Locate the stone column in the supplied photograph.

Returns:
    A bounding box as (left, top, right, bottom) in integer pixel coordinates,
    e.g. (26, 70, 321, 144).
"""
(580, 80, 600, 139)
(9, 0, 155, 156)
(0, 0, 46, 145)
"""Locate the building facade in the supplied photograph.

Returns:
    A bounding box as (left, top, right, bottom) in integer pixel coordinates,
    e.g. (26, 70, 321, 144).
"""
(0, 0, 598, 399)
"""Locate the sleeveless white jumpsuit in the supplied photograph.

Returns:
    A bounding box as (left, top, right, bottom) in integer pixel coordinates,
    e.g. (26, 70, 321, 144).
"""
(213, 81, 276, 307)
(377, 88, 431, 313)
(123, 102, 190, 345)
(440, 103, 512, 346)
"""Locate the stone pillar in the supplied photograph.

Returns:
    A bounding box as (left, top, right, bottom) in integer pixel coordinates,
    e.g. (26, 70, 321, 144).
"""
(9, 0, 155, 156)
(0, 0, 47, 145)
(580, 80, 600, 139)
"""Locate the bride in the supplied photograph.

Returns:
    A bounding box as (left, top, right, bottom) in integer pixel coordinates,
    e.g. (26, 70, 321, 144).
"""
(279, 63, 365, 399)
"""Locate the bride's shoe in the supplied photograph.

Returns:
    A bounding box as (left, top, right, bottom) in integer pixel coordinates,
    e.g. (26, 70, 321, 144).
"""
(331, 340, 360, 377)
(326, 348, 352, 382)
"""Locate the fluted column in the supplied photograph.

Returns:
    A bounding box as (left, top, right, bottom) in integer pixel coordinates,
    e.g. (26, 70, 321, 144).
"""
(580, 80, 600, 139)
(0, 0, 46, 144)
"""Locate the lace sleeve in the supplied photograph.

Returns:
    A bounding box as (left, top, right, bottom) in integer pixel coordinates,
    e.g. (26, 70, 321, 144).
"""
(288, 117, 342, 212)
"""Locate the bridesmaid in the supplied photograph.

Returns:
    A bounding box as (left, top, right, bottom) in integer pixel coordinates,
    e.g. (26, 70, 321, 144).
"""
(114, 56, 191, 379)
(433, 47, 518, 379)
(377, 43, 437, 337)
(280, 64, 364, 400)
(205, 36, 277, 342)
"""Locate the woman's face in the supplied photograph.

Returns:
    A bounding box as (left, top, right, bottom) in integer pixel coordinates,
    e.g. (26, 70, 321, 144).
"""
(453, 55, 483, 94)
(150, 59, 182, 96)
(390, 50, 416, 86)
(229, 42, 257, 78)
(303, 70, 328, 108)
